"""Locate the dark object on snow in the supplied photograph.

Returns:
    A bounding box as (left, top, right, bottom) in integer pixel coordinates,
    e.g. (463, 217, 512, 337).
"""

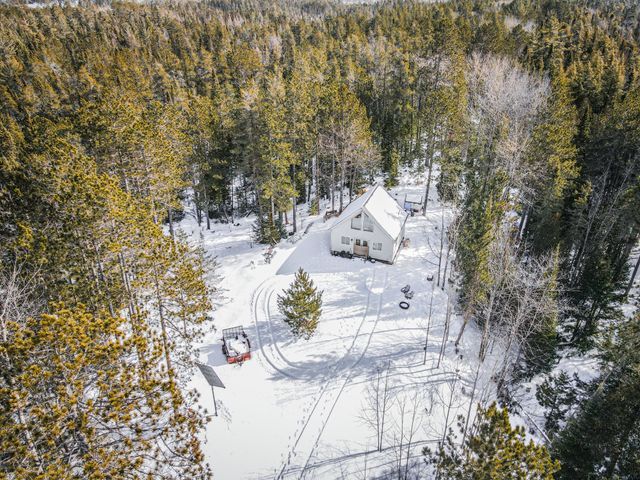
(196, 363, 226, 389)
(221, 326, 251, 364)
(427, 274, 434, 281)
(337, 250, 353, 259)
(399, 301, 410, 310)
(324, 209, 339, 221)
(404, 291, 414, 299)
(401, 285, 411, 294)
(403, 194, 423, 214)
(195, 363, 225, 417)
(263, 246, 275, 264)
(164, 208, 185, 224)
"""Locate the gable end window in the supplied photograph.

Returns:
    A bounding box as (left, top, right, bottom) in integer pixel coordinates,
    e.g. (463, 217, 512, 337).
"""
(341, 236, 350, 245)
(351, 213, 362, 230)
(363, 214, 374, 232)
(372, 242, 382, 251)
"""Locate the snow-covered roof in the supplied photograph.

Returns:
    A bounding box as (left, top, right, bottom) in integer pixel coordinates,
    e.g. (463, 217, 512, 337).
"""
(334, 185, 408, 240)
(404, 193, 423, 204)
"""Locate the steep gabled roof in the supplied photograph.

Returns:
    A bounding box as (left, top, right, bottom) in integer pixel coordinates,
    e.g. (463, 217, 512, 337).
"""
(334, 185, 408, 240)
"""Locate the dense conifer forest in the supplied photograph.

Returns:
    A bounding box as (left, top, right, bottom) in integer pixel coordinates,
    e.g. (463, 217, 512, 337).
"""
(1, 0, 639, 477)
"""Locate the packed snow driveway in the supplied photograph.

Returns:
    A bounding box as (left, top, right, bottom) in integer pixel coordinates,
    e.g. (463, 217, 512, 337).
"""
(189, 181, 499, 479)
(274, 268, 389, 479)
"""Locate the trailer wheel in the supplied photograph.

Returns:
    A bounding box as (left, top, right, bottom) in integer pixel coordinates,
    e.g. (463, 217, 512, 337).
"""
(399, 301, 410, 310)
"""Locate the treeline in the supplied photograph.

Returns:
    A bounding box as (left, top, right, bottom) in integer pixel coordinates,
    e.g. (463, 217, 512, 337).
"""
(0, 0, 639, 477)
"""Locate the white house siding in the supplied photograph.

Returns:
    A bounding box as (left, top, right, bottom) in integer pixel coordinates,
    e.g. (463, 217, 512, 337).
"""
(334, 214, 404, 263)
(330, 219, 396, 263)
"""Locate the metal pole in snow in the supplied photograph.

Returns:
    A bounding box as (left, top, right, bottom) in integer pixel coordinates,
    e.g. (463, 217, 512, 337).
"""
(211, 386, 218, 417)
(423, 280, 435, 365)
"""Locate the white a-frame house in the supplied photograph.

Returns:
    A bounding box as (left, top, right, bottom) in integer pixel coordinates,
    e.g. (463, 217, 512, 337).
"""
(330, 185, 408, 264)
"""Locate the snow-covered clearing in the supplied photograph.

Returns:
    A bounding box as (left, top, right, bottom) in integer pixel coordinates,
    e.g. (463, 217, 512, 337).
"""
(180, 176, 511, 479)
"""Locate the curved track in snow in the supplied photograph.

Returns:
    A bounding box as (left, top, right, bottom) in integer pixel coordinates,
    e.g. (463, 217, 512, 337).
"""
(251, 277, 303, 379)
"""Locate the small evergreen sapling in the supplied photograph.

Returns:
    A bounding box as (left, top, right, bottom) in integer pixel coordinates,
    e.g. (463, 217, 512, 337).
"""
(253, 215, 285, 245)
(277, 268, 323, 339)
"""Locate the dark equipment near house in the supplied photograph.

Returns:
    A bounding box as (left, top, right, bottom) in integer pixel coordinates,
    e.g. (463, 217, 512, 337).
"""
(401, 285, 411, 294)
(403, 194, 423, 214)
(404, 291, 414, 299)
(324, 210, 339, 221)
(222, 326, 252, 364)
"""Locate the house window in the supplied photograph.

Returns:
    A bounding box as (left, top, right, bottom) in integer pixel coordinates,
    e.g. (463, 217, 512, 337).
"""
(363, 214, 374, 232)
(363, 240, 368, 247)
(355, 239, 361, 246)
(341, 236, 350, 245)
(351, 213, 362, 230)
(372, 242, 382, 251)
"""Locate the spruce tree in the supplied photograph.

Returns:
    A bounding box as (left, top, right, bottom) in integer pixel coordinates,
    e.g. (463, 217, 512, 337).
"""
(536, 371, 585, 438)
(525, 70, 579, 254)
(277, 268, 323, 340)
(253, 214, 285, 245)
(553, 312, 640, 478)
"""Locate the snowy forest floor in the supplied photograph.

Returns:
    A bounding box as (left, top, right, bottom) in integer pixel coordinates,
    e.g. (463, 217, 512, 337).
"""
(178, 172, 541, 479)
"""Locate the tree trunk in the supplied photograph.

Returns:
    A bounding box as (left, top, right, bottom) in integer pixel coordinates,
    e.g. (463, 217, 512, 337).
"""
(462, 362, 481, 447)
(195, 191, 202, 226)
(203, 188, 211, 230)
(625, 251, 640, 296)
(167, 206, 175, 240)
(292, 164, 297, 233)
(422, 152, 434, 215)
(437, 204, 445, 286)
(331, 154, 336, 212)
(437, 294, 452, 368)
(423, 281, 435, 365)
(339, 161, 346, 213)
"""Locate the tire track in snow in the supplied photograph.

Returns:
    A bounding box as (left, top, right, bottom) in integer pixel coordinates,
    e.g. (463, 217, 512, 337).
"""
(275, 268, 379, 479)
(253, 277, 324, 379)
(277, 268, 388, 480)
(264, 288, 310, 372)
(298, 270, 389, 480)
(251, 278, 299, 379)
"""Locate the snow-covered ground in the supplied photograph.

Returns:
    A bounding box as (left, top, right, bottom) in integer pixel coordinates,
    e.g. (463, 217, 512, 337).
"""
(179, 175, 507, 479)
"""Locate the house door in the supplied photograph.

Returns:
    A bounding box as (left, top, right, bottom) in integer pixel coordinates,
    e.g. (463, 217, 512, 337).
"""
(354, 239, 369, 257)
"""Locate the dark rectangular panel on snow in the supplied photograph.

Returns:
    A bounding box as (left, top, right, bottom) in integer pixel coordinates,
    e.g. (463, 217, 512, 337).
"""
(196, 363, 226, 389)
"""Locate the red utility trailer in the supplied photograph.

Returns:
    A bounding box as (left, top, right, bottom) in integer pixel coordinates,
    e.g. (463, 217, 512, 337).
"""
(222, 326, 251, 364)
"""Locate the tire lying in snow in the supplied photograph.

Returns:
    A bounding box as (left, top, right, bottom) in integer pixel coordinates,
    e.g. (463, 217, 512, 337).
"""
(399, 301, 410, 310)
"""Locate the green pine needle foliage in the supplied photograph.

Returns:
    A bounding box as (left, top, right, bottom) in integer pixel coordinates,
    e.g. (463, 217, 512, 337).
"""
(253, 215, 286, 245)
(277, 268, 323, 340)
(425, 402, 560, 480)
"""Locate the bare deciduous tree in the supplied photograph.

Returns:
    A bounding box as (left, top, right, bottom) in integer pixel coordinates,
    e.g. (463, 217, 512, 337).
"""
(360, 362, 393, 452)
